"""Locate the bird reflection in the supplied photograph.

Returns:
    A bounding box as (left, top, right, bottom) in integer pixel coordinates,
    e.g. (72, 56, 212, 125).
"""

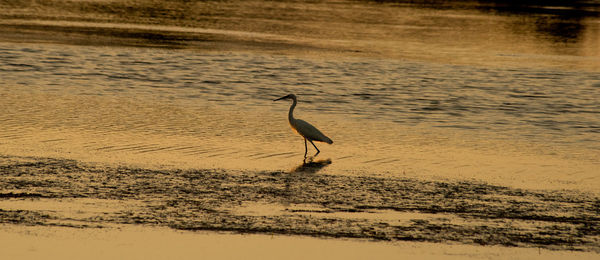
(291, 158, 332, 174)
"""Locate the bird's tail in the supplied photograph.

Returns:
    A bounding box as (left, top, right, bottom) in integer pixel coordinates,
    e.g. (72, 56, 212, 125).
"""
(325, 137, 333, 144)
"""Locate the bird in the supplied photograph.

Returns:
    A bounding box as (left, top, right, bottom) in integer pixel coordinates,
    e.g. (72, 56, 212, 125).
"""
(273, 94, 333, 159)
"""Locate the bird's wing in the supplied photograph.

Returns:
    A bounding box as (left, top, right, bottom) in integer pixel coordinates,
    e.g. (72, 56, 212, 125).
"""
(293, 119, 333, 144)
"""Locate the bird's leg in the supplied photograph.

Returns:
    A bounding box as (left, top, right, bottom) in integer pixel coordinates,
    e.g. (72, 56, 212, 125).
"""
(309, 140, 320, 156)
(304, 138, 308, 159)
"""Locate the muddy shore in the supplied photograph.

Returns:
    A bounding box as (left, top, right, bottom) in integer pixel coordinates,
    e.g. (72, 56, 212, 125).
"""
(1, 155, 598, 252)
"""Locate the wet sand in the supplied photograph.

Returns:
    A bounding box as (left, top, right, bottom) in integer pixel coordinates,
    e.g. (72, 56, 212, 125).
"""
(1, 155, 599, 256)
(3, 224, 599, 260)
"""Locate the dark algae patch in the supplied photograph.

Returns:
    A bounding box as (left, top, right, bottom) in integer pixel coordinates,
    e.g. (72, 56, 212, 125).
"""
(0, 155, 598, 252)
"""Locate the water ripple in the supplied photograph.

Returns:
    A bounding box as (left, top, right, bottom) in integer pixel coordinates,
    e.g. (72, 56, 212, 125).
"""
(0, 41, 599, 153)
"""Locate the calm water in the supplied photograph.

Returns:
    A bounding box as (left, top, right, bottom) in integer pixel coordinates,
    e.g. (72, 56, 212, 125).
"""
(0, 0, 599, 191)
(1, 43, 599, 149)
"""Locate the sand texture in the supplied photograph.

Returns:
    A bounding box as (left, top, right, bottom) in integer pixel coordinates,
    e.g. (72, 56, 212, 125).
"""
(1, 155, 598, 254)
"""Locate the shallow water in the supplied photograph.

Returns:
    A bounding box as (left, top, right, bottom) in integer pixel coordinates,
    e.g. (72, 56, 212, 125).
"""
(0, 3, 599, 188)
(2, 41, 598, 145)
(1, 39, 598, 191)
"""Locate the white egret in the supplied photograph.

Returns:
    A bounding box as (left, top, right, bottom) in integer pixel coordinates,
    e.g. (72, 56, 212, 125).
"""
(273, 94, 333, 158)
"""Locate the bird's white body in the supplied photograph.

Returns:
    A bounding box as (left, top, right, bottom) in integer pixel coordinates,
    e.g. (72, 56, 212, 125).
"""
(274, 94, 333, 158)
(290, 118, 333, 144)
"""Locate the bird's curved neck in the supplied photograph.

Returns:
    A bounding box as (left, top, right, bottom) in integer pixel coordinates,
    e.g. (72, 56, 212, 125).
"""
(288, 98, 297, 123)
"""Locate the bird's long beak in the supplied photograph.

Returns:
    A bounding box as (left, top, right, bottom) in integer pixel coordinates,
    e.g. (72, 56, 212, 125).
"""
(273, 96, 287, 101)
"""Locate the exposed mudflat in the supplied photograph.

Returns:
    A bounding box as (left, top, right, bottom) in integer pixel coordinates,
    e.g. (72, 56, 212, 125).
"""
(1, 155, 598, 253)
